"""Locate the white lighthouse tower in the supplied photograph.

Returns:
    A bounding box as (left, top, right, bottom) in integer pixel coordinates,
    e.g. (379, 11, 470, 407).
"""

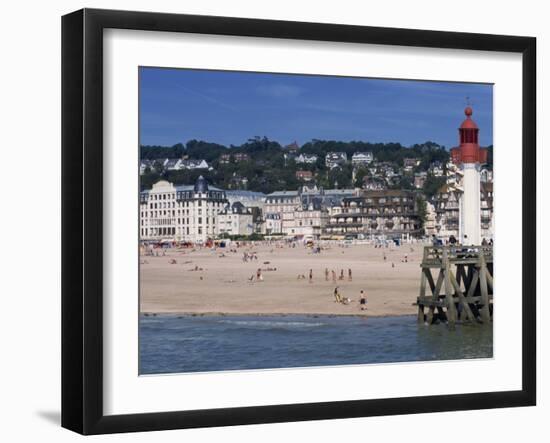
(450, 106, 488, 245)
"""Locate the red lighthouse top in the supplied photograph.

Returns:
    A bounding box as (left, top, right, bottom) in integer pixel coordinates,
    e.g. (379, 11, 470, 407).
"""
(450, 106, 487, 165)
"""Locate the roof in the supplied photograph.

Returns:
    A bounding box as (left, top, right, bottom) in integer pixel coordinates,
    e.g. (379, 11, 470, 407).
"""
(326, 151, 347, 157)
(285, 141, 300, 150)
(267, 190, 299, 197)
(324, 189, 355, 195)
(359, 189, 416, 198)
(460, 118, 479, 129)
(460, 106, 479, 129)
(225, 190, 266, 198)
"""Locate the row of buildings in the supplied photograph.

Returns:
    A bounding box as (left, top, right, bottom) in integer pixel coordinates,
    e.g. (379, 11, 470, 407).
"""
(283, 141, 375, 169)
(140, 146, 377, 177)
(140, 157, 210, 175)
(139, 172, 494, 243)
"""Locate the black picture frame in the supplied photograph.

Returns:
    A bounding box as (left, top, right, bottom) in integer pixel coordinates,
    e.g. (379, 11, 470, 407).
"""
(62, 8, 536, 435)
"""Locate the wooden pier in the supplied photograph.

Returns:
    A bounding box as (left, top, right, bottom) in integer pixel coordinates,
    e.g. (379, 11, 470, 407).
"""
(416, 245, 493, 326)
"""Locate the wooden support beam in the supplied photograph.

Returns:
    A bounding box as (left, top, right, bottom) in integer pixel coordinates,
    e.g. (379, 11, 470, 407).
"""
(465, 269, 479, 300)
(431, 270, 444, 299)
(442, 248, 457, 325)
(427, 306, 435, 324)
(417, 295, 483, 305)
(418, 269, 427, 324)
(485, 269, 494, 290)
(419, 269, 427, 298)
(417, 304, 425, 324)
(449, 272, 477, 322)
(479, 254, 491, 322)
(425, 269, 434, 291)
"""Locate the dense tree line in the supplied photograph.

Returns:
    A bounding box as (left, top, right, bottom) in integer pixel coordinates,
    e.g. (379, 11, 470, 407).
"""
(140, 137, 491, 194)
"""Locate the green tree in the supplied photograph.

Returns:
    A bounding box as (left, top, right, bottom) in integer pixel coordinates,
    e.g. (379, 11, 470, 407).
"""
(353, 167, 369, 187)
(416, 194, 428, 234)
(423, 174, 446, 198)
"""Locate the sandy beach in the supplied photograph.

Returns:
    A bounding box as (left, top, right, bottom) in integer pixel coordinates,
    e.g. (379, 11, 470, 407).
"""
(140, 241, 426, 317)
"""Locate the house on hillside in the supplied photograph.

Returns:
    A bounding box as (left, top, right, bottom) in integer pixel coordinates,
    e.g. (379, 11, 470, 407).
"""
(219, 153, 231, 164)
(351, 151, 373, 166)
(181, 159, 209, 170)
(285, 141, 300, 155)
(296, 170, 314, 181)
(325, 152, 348, 169)
(414, 171, 428, 189)
(233, 152, 250, 162)
(295, 153, 318, 164)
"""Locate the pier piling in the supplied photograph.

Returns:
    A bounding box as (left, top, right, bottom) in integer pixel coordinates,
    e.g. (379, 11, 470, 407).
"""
(416, 245, 493, 326)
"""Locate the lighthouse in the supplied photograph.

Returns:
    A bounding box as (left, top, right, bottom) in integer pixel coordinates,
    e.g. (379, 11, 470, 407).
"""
(450, 106, 488, 245)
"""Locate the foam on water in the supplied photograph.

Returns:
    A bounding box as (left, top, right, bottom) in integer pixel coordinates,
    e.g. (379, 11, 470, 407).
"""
(217, 319, 326, 329)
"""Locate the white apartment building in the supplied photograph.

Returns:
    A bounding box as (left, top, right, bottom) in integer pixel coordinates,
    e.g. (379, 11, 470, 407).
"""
(139, 176, 227, 243)
(264, 190, 301, 234)
(351, 151, 373, 166)
(284, 200, 328, 238)
(325, 152, 348, 169)
(217, 202, 254, 237)
(264, 214, 282, 235)
(295, 153, 318, 164)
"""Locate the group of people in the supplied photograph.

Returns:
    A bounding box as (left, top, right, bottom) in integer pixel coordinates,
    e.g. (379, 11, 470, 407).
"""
(333, 287, 368, 310)
(431, 234, 493, 247)
(323, 268, 353, 282)
(242, 251, 259, 262)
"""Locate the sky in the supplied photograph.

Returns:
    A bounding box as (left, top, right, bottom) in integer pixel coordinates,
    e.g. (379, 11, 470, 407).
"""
(139, 67, 493, 149)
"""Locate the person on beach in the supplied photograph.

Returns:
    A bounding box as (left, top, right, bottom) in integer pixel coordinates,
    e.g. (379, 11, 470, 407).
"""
(383, 252, 387, 261)
(256, 268, 263, 281)
(339, 269, 344, 280)
(359, 290, 367, 310)
(333, 287, 342, 303)
(332, 270, 337, 282)
(325, 268, 329, 281)
(309, 269, 313, 283)
(348, 268, 352, 281)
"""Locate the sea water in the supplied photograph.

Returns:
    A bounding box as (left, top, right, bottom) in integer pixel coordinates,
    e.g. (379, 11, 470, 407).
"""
(139, 314, 493, 375)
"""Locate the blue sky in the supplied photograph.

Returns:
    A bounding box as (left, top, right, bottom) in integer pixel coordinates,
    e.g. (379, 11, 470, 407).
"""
(139, 67, 493, 149)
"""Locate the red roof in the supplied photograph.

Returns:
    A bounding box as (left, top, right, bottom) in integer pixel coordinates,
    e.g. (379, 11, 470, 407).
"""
(460, 118, 478, 129)
(459, 106, 478, 129)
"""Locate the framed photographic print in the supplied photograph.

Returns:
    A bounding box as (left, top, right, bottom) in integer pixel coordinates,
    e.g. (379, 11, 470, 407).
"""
(61, 8, 536, 435)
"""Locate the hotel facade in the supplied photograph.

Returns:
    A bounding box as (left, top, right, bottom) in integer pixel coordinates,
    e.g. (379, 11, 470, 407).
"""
(139, 176, 227, 243)
(325, 190, 423, 240)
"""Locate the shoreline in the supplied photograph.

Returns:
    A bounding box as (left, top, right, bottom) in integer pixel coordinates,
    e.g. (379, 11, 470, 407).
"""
(140, 311, 416, 318)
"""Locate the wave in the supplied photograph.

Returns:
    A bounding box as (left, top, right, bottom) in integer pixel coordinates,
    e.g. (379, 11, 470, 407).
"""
(217, 320, 326, 329)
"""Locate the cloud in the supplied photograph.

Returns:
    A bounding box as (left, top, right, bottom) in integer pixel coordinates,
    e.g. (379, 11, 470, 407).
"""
(255, 84, 304, 98)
